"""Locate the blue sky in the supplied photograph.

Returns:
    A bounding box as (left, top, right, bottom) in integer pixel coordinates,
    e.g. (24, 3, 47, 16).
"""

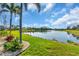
(1, 3, 79, 29)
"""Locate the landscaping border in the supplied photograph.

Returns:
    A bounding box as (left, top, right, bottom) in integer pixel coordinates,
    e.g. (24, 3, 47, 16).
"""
(0, 41, 30, 56)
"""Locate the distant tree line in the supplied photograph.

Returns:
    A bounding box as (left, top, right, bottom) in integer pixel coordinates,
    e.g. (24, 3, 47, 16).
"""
(22, 27, 53, 32)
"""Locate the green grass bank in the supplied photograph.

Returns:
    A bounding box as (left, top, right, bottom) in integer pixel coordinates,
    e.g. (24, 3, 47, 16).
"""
(8, 30, 79, 56)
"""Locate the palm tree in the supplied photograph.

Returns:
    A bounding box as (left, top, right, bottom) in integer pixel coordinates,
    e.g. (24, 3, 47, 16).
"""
(19, 3, 40, 43)
(1, 3, 19, 35)
(0, 3, 40, 43)
(0, 8, 9, 30)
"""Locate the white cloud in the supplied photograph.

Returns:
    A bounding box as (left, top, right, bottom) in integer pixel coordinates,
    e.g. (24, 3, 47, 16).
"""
(41, 3, 55, 13)
(27, 3, 38, 12)
(67, 20, 79, 26)
(70, 7, 79, 17)
(39, 24, 49, 27)
(51, 8, 66, 17)
(52, 7, 79, 27)
(23, 23, 49, 28)
(44, 8, 67, 28)
(45, 19, 54, 24)
(14, 15, 19, 24)
(52, 14, 70, 25)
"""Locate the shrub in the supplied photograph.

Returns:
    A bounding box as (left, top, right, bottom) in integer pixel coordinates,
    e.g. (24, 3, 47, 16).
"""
(4, 38, 22, 52)
(5, 35, 14, 42)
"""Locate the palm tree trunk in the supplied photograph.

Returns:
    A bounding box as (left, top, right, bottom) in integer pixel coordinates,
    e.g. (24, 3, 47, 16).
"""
(10, 11, 12, 35)
(19, 3, 23, 43)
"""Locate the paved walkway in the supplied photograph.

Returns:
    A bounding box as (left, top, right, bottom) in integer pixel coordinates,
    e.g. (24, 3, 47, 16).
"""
(0, 37, 6, 52)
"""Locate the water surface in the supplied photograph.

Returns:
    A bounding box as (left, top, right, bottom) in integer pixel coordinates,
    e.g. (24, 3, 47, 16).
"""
(24, 30, 79, 43)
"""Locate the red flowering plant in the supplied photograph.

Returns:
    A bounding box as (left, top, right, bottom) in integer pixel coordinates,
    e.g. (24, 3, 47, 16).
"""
(5, 35, 14, 42)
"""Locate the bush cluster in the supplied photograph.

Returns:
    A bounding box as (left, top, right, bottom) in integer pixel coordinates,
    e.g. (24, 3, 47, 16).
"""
(4, 38, 22, 52)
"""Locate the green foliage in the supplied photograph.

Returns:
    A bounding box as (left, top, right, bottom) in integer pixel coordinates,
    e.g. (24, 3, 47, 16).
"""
(67, 40, 74, 43)
(22, 27, 52, 32)
(4, 38, 22, 52)
(0, 30, 8, 36)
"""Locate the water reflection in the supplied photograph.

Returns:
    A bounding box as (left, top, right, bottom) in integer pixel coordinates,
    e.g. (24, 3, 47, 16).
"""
(24, 30, 79, 43)
(67, 32, 70, 35)
(76, 36, 79, 40)
(67, 32, 79, 40)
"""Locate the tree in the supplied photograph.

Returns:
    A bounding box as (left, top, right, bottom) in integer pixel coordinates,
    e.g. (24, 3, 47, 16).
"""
(1, 3, 20, 35)
(0, 7, 9, 30)
(0, 3, 40, 44)
(19, 3, 40, 43)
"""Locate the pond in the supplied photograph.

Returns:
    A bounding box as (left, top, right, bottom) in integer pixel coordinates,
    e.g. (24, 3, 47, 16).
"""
(24, 30, 79, 43)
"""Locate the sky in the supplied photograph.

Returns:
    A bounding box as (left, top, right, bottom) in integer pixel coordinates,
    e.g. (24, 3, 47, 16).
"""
(1, 3, 79, 29)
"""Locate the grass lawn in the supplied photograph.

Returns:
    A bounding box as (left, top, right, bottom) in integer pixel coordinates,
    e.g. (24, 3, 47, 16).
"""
(8, 30, 79, 56)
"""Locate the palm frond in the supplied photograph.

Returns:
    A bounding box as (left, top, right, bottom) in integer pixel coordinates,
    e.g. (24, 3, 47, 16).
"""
(24, 3, 27, 11)
(13, 6, 21, 16)
(1, 3, 10, 10)
(11, 3, 15, 9)
(34, 3, 40, 12)
(0, 9, 9, 16)
(1, 3, 6, 8)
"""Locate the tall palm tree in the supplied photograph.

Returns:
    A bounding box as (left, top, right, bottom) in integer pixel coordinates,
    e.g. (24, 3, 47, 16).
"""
(19, 3, 40, 43)
(1, 3, 19, 35)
